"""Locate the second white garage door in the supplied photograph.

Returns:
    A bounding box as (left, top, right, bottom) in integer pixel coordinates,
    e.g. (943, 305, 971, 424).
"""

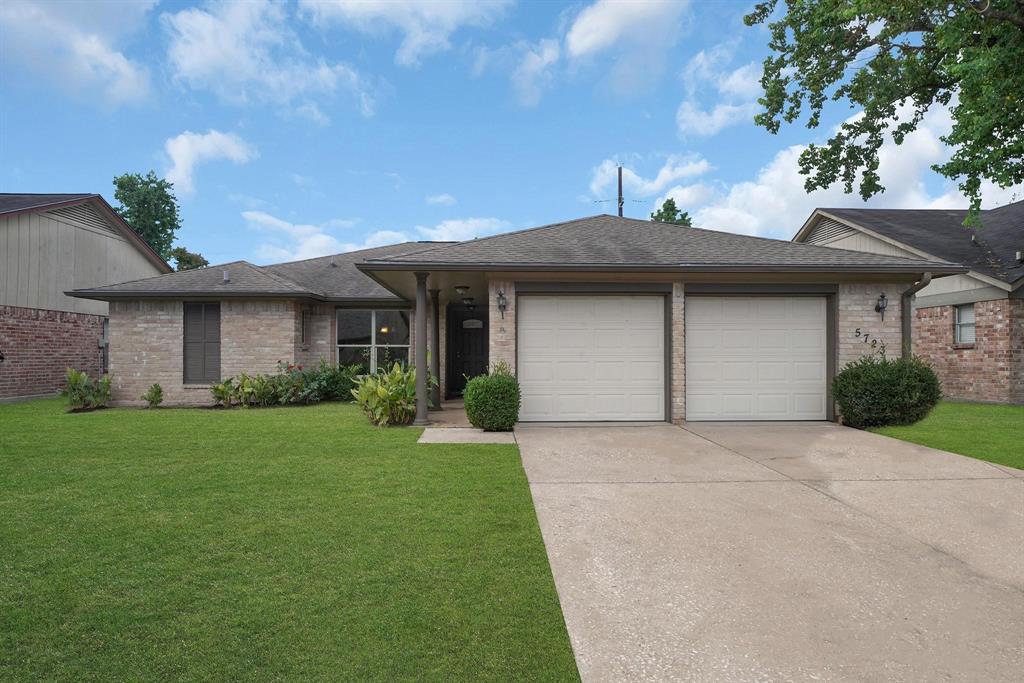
(517, 295, 665, 421)
(685, 296, 827, 420)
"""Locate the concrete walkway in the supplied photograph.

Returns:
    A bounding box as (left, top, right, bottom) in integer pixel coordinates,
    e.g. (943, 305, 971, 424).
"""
(516, 422, 1024, 682)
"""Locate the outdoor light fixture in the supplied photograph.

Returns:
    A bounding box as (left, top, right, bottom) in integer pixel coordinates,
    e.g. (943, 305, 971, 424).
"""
(454, 285, 469, 296)
(875, 293, 888, 321)
(462, 297, 474, 306)
(496, 289, 508, 319)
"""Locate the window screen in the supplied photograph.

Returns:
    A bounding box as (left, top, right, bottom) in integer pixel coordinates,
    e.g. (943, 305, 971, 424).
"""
(955, 303, 976, 345)
(184, 302, 221, 383)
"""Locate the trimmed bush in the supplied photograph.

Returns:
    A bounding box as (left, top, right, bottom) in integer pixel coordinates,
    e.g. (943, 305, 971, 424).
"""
(63, 368, 111, 411)
(141, 383, 163, 408)
(833, 353, 941, 429)
(464, 363, 520, 431)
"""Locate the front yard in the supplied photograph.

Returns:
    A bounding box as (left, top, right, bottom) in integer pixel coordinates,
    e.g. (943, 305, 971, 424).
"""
(871, 401, 1024, 470)
(0, 399, 578, 681)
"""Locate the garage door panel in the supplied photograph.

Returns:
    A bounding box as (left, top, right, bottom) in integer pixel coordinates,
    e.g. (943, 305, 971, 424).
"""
(518, 295, 665, 421)
(686, 296, 827, 421)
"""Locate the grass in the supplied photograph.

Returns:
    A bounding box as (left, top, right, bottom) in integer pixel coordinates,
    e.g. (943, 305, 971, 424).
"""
(871, 401, 1024, 469)
(0, 399, 578, 682)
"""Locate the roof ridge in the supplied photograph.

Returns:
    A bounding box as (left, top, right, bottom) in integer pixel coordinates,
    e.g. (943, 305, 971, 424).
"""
(79, 260, 254, 290)
(264, 241, 452, 268)
(243, 261, 311, 293)
(363, 215, 611, 262)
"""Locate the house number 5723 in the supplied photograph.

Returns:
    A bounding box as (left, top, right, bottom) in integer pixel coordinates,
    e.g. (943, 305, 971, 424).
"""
(854, 328, 880, 348)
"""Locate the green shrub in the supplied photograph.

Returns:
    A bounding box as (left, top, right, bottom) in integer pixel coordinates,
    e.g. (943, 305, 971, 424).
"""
(62, 368, 111, 411)
(463, 365, 521, 432)
(833, 353, 941, 428)
(141, 383, 163, 408)
(210, 379, 235, 408)
(351, 362, 426, 426)
(312, 359, 361, 401)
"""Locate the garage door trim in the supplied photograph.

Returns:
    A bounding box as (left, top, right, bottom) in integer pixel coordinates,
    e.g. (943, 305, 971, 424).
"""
(515, 286, 673, 422)
(684, 288, 837, 421)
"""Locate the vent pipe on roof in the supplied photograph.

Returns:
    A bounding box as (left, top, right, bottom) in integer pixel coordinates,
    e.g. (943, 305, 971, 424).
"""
(1016, 250, 1023, 263)
(330, 255, 337, 267)
(223, 270, 230, 283)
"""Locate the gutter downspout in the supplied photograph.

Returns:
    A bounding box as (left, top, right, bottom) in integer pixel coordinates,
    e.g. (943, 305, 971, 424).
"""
(901, 272, 932, 358)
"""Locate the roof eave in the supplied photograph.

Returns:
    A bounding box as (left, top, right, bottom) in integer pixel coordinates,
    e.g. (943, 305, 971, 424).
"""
(66, 289, 323, 301)
(357, 261, 967, 276)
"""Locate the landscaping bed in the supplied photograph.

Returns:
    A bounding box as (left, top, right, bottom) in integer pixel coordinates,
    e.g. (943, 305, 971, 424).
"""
(0, 399, 578, 681)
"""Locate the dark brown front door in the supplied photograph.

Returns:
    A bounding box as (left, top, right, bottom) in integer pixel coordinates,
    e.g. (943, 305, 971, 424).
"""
(447, 306, 489, 397)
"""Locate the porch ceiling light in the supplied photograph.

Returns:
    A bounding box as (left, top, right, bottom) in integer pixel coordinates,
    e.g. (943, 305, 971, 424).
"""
(462, 297, 475, 306)
(454, 285, 469, 296)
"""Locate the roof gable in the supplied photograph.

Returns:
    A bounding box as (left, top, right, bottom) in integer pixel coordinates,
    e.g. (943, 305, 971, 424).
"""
(799, 202, 1024, 285)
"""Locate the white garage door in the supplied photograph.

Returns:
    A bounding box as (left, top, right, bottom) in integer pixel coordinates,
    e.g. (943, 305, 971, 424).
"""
(685, 296, 827, 420)
(517, 295, 665, 421)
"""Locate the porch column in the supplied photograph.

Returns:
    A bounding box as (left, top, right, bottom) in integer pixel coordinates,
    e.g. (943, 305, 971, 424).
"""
(429, 288, 441, 410)
(413, 272, 430, 426)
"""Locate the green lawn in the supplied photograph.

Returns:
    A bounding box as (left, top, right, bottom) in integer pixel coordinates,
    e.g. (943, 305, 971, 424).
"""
(871, 401, 1024, 470)
(0, 399, 578, 681)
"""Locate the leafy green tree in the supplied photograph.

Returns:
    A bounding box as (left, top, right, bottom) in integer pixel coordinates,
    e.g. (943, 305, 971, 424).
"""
(112, 171, 181, 258)
(650, 198, 694, 226)
(745, 1, 1024, 222)
(169, 247, 209, 271)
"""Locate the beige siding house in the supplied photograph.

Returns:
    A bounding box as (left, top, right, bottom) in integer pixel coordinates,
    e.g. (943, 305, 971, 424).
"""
(0, 193, 171, 399)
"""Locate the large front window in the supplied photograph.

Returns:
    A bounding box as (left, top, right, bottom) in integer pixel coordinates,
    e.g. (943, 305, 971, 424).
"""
(336, 309, 410, 373)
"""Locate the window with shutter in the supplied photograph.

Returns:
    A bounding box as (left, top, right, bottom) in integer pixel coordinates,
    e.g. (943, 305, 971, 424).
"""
(183, 302, 221, 383)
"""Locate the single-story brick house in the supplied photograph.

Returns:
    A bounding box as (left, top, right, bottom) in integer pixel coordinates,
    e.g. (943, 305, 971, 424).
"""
(1, 193, 171, 400)
(793, 200, 1024, 404)
(70, 215, 965, 422)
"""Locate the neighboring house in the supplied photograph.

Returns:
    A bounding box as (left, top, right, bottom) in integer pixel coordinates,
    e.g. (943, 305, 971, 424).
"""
(0, 193, 171, 400)
(70, 215, 964, 423)
(793, 202, 1024, 404)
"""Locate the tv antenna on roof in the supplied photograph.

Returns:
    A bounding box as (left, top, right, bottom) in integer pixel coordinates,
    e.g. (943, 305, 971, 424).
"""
(593, 165, 645, 216)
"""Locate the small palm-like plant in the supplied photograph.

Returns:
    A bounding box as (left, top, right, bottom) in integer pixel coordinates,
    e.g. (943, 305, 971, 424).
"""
(351, 362, 435, 426)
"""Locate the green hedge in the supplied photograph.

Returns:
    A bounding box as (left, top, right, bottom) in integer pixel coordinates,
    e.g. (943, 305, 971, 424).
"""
(833, 353, 941, 429)
(464, 367, 521, 432)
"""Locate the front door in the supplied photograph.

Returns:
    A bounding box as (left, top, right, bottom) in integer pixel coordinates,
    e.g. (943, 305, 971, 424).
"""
(447, 306, 489, 397)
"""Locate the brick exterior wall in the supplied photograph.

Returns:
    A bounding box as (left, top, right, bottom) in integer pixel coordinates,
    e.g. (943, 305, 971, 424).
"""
(913, 298, 1023, 404)
(109, 299, 304, 406)
(837, 283, 904, 368)
(670, 282, 686, 424)
(0, 304, 106, 400)
(294, 304, 336, 369)
(488, 279, 515, 373)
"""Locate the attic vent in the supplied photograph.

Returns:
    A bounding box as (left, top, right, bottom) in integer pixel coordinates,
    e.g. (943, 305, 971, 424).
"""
(47, 203, 114, 234)
(223, 270, 230, 283)
(805, 218, 855, 244)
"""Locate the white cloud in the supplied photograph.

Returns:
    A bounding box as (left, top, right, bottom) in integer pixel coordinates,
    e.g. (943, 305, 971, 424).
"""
(414, 217, 509, 241)
(299, 0, 511, 67)
(0, 0, 153, 105)
(511, 39, 560, 107)
(676, 101, 759, 136)
(652, 183, 715, 214)
(163, 0, 375, 121)
(165, 130, 258, 196)
(565, 0, 687, 93)
(425, 193, 457, 206)
(687, 104, 1024, 238)
(590, 155, 710, 197)
(246, 212, 510, 261)
(677, 43, 762, 137)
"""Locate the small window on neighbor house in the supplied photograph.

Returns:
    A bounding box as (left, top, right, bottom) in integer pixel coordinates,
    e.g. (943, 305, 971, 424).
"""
(301, 309, 312, 346)
(183, 302, 221, 383)
(955, 303, 976, 345)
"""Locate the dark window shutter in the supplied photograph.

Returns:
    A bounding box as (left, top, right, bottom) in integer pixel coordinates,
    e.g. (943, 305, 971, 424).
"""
(183, 302, 221, 383)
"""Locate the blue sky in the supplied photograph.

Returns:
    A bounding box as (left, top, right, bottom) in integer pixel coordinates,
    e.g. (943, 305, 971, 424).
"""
(1, 1, 1018, 267)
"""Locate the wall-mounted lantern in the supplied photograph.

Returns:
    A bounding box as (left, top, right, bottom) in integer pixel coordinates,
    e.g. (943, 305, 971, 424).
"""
(875, 293, 888, 321)
(496, 289, 508, 319)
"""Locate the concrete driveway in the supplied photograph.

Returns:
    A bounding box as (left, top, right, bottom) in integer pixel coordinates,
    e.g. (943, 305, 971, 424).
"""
(516, 422, 1024, 682)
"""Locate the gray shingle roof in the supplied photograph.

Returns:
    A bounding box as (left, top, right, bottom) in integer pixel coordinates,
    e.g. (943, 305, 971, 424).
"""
(0, 193, 96, 214)
(68, 243, 444, 300)
(365, 214, 962, 273)
(817, 201, 1024, 285)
